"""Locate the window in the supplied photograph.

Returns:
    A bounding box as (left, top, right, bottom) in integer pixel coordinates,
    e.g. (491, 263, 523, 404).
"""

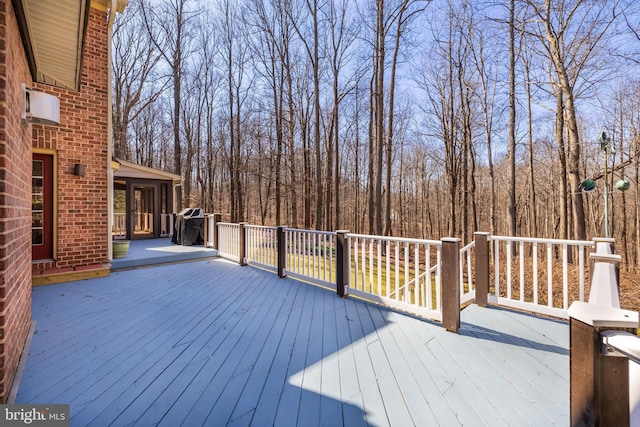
(32, 153, 53, 260)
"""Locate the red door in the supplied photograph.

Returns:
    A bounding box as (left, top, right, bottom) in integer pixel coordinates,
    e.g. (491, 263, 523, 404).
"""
(32, 153, 54, 260)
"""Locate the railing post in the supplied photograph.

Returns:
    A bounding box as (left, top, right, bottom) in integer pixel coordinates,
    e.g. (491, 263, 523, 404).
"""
(474, 232, 490, 307)
(277, 226, 287, 278)
(203, 214, 211, 247)
(442, 237, 461, 332)
(568, 301, 639, 427)
(588, 252, 622, 308)
(336, 230, 350, 298)
(212, 213, 222, 250)
(590, 237, 615, 287)
(239, 222, 247, 266)
(172, 213, 176, 239)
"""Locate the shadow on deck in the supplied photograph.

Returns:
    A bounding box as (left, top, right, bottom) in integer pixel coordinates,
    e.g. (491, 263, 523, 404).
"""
(17, 258, 569, 426)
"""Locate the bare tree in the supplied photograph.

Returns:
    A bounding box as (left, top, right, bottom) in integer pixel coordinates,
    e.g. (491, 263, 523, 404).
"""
(218, 0, 253, 222)
(323, 0, 359, 230)
(384, 0, 429, 236)
(246, 0, 286, 225)
(372, 0, 385, 236)
(417, 3, 462, 237)
(110, 0, 640, 275)
(525, 0, 624, 240)
(112, 0, 165, 160)
(507, 0, 517, 238)
(141, 0, 199, 210)
(194, 14, 221, 214)
(467, 7, 500, 235)
(287, 0, 324, 229)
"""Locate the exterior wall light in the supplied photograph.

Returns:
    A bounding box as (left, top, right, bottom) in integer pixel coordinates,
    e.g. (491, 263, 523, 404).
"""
(22, 83, 60, 125)
(74, 163, 86, 177)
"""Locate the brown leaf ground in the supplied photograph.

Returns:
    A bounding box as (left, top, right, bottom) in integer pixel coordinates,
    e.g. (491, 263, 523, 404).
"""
(620, 271, 640, 313)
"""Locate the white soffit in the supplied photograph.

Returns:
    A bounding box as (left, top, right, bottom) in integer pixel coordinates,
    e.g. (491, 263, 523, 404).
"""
(114, 159, 182, 183)
(23, 0, 87, 90)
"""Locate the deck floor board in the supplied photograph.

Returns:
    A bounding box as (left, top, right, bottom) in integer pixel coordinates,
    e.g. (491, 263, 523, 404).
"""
(123, 274, 279, 426)
(378, 311, 457, 426)
(335, 299, 368, 427)
(17, 258, 570, 426)
(247, 282, 310, 426)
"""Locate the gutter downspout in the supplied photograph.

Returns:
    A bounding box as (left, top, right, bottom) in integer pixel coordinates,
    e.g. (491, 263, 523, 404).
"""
(107, 0, 118, 261)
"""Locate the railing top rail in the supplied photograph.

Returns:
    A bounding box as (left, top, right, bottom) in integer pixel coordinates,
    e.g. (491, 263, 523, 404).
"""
(490, 235, 594, 247)
(601, 330, 640, 365)
(244, 224, 278, 230)
(348, 233, 441, 246)
(283, 227, 336, 236)
(218, 222, 239, 227)
(460, 241, 475, 252)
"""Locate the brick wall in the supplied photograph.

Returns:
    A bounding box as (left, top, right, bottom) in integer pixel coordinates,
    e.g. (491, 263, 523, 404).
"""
(0, 0, 35, 402)
(31, 5, 109, 277)
(0, 1, 111, 401)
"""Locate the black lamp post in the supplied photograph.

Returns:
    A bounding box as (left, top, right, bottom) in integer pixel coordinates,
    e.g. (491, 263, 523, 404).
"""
(579, 131, 631, 238)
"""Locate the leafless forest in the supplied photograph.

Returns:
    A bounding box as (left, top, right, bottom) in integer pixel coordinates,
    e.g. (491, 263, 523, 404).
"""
(112, 0, 640, 271)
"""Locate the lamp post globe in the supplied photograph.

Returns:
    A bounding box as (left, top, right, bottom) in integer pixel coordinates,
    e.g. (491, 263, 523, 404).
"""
(615, 179, 630, 191)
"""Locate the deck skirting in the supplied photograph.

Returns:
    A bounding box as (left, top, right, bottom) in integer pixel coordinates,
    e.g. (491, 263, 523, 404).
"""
(32, 264, 111, 286)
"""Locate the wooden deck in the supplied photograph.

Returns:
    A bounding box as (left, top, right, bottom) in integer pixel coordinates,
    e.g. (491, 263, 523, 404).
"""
(110, 238, 218, 270)
(17, 258, 569, 426)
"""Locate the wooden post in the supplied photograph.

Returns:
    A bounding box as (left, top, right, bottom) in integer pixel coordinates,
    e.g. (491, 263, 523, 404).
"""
(568, 301, 638, 426)
(153, 185, 161, 238)
(441, 238, 461, 332)
(171, 213, 176, 241)
(277, 226, 287, 278)
(599, 351, 630, 426)
(125, 182, 134, 241)
(474, 232, 490, 307)
(239, 222, 247, 266)
(336, 230, 350, 298)
(212, 213, 221, 250)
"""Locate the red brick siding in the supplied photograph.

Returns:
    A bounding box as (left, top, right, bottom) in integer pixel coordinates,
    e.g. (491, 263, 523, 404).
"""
(31, 6, 109, 276)
(0, 0, 35, 402)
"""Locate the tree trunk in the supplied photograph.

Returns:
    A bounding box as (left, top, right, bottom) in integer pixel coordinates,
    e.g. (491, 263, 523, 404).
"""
(525, 49, 537, 237)
(368, 71, 375, 234)
(374, 0, 385, 236)
(507, 0, 516, 237)
(311, 0, 323, 230)
(555, 91, 568, 241)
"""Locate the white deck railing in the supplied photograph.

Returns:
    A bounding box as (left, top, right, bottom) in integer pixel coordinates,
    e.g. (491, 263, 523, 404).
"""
(460, 240, 475, 305)
(136, 213, 153, 232)
(283, 228, 336, 289)
(602, 330, 640, 364)
(209, 221, 613, 323)
(217, 222, 241, 263)
(245, 225, 278, 273)
(160, 213, 173, 237)
(113, 212, 162, 237)
(113, 213, 126, 238)
(348, 234, 443, 322)
(204, 215, 215, 247)
(490, 235, 594, 319)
